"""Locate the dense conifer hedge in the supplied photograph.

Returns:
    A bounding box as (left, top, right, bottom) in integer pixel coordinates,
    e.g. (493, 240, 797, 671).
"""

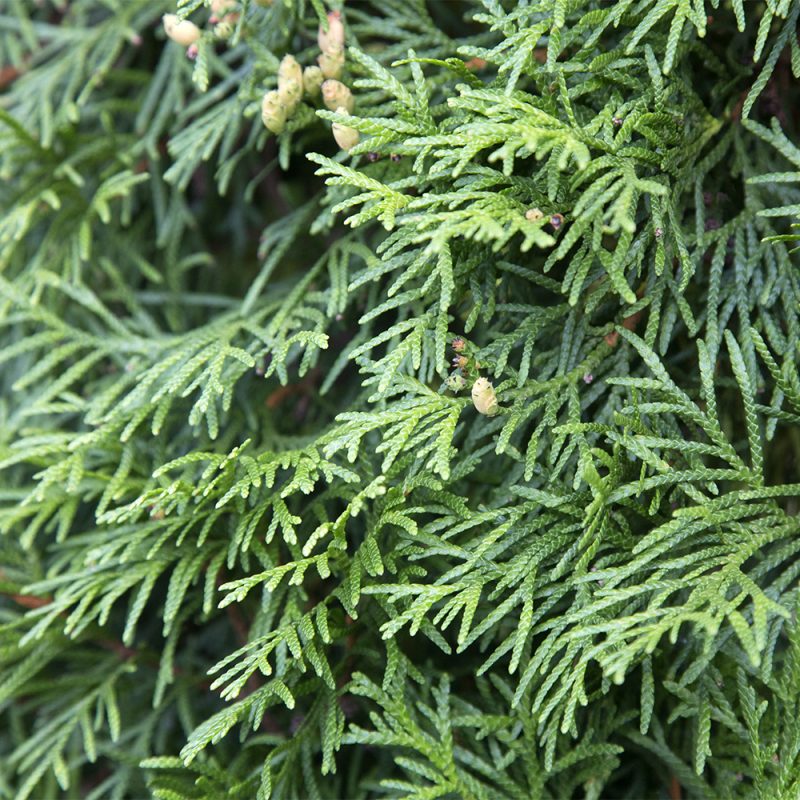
(1, 1, 800, 797)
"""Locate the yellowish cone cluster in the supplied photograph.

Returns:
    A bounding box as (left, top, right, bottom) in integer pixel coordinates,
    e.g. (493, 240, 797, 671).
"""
(314, 12, 360, 151)
(255, 11, 360, 149)
(260, 54, 307, 134)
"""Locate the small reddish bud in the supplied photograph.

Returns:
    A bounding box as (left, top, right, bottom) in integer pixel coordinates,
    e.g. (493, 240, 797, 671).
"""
(464, 57, 487, 71)
(445, 372, 467, 392)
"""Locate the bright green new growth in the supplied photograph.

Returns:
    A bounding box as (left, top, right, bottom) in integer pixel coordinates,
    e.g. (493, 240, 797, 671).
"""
(1, 0, 800, 797)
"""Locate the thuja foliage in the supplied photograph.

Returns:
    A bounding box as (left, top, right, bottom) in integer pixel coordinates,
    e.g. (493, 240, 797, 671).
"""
(1, 0, 800, 797)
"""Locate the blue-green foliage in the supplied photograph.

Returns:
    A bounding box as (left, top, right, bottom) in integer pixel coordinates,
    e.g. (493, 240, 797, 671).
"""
(1, 0, 800, 797)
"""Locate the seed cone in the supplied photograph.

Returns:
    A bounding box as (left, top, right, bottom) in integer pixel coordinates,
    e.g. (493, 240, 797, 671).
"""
(318, 11, 345, 54)
(318, 50, 344, 80)
(261, 90, 287, 133)
(332, 107, 359, 151)
(322, 79, 354, 113)
(163, 14, 201, 46)
(303, 66, 324, 97)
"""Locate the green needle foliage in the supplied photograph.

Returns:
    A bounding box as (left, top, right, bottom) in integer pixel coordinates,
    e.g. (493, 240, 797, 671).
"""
(1, 0, 800, 797)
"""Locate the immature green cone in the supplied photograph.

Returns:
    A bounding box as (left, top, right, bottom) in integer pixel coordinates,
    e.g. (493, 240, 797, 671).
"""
(260, 90, 286, 134)
(332, 107, 359, 151)
(318, 50, 344, 80)
(322, 79, 354, 113)
(445, 372, 467, 392)
(303, 65, 324, 98)
(162, 14, 201, 46)
(277, 55, 303, 114)
(214, 20, 234, 39)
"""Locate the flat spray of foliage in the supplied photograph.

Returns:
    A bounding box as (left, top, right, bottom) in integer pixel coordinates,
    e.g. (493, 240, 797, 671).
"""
(1, 0, 800, 798)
